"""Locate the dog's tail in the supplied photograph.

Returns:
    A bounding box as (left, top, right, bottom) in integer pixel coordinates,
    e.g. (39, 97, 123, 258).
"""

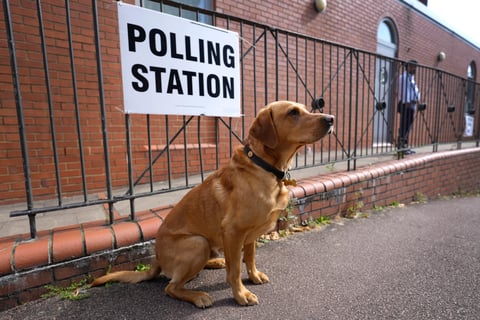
(91, 261, 161, 287)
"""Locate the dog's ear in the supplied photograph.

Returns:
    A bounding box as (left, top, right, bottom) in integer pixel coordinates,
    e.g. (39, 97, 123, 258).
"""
(249, 108, 278, 149)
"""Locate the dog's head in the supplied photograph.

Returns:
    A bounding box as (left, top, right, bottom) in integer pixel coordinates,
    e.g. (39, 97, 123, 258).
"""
(248, 100, 334, 150)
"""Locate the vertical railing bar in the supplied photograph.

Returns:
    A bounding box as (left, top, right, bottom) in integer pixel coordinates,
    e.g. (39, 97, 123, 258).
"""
(4, 0, 36, 237)
(253, 24, 257, 115)
(365, 53, 371, 155)
(65, 0, 88, 202)
(330, 44, 334, 162)
(165, 115, 172, 189)
(347, 49, 353, 170)
(36, 0, 63, 206)
(264, 26, 268, 105)
(304, 37, 308, 104)
(92, 0, 114, 223)
(215, 117, 220, 170)
(183, 116, 189, 185)
(417, 67, 435, 147)
(197, 117, 204, 182)
(303, 38, 308, 104)
(321, 41, 326, 164)
(226, 16, 234, 159)
(379, 57, 385, 152)
(125, 114, 135, 220)
(420, 66, 428, 146)
(433, 70, 442, 151)
(373, 54, 379, 153)
(304, 37, 308, 166)
(147, 115, 154, 191)
(312, 39, 317, 164)
(336, 46, 342, 162)
(286, 34, 289, 100)
(440, 72, 451, 143)
(275, 28, 279, 101)
(353, 50, 359, 170)
(229, 117, 233, 158)
(295, 34, 299, 102)
(293, 34, 299, 167)
(240, 21, 245, 141)
(359, 53, 365, 155)
(338, 47, 343, 161)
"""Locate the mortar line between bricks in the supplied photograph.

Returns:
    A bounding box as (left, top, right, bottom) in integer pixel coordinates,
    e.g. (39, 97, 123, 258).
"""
(9, 242, 17, 274)
(79, 225, 87, 257)
(48, 230, 53, 265)
(107, 224, 118, 249)
(131, 220, 144, 242)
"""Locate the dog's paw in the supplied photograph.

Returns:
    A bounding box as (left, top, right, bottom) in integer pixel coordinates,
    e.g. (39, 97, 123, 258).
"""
(205, 257, 226, 269)
(248, 271, 270, 284)
(193, 292, 214, 309)
(235, 290, 259, 306)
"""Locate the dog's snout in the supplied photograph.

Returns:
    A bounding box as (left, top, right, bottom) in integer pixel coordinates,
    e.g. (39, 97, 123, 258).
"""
(323, 115, 334, 126)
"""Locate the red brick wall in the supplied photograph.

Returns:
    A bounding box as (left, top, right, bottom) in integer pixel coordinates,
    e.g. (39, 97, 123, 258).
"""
(217, 0, 479, 77)
(1, 0, 478, 205)
(290, 148, 480, 223)
(0, 0, 125, 203)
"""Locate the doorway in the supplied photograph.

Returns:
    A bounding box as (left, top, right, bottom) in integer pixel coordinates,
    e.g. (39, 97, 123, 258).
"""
(373, 20, 398, 146)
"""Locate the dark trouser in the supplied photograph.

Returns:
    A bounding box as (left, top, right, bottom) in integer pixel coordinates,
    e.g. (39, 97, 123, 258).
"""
(397, 102, 415, 149)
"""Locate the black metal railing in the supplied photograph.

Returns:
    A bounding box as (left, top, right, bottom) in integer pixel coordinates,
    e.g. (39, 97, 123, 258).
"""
(1, 0, 479, 238)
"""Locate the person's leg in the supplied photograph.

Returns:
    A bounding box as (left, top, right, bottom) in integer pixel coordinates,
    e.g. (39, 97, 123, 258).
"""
(404, 106, 415, 148)
(398, 103, 408, 149)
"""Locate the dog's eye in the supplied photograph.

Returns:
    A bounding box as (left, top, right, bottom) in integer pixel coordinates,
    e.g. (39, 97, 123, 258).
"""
(287, 108, 300, 117)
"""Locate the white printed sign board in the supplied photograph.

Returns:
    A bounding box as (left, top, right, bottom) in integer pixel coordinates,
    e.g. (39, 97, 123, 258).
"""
(117, 2, 241, 117)
(464, 114, 474, 137)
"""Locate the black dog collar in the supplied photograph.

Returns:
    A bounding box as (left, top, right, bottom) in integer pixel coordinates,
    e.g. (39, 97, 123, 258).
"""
(244, 145, 287, 181)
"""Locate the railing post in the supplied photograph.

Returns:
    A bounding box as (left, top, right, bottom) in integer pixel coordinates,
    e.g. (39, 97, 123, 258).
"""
(92, 0, 114, 223)
(4, 0, 36, 238)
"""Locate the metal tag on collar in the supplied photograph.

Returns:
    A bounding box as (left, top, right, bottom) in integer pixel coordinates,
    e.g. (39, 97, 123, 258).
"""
(283, 171, 297, 186)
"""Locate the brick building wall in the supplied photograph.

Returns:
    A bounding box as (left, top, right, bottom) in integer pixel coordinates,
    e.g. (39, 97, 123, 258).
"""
(217, 0, 479, 77)
(1, 0, 478, 206)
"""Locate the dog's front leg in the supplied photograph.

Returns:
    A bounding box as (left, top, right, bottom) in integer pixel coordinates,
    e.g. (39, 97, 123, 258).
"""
(223, 233, 259, 306)
(243, 242, 269, 284)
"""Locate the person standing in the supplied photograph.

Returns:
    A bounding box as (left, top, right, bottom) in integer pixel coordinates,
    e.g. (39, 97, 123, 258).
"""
(397, 60, 420, 155)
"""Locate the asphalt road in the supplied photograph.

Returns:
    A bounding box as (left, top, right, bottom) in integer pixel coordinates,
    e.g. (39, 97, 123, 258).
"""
(2, 196, 480, 320)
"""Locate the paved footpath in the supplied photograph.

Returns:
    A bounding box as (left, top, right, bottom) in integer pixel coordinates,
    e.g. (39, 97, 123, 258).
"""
(2, 196, 480, 320)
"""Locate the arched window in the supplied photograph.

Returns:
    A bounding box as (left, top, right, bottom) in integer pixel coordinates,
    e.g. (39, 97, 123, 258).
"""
(466, 62, 476, 115)
(377, 19, 398, 49)
(468, 62, 476, 80)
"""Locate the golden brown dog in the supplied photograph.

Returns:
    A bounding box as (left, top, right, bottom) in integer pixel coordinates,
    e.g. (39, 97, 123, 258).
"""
(92, 100, 334, 308)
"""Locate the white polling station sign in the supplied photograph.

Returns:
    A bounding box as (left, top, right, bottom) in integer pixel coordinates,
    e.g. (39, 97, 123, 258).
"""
(117, 2, 241, 117)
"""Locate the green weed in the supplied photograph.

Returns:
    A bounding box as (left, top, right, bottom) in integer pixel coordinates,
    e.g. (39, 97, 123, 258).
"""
(42, 277, 91, 301)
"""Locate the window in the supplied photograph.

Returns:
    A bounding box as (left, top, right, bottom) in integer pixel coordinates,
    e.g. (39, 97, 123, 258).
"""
(142, 0, 213, 24)
(377, 21, 393, 43)
(466, 62, 476, 115)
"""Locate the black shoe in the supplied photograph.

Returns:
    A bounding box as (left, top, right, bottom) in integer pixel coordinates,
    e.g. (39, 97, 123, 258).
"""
(404, 149, 416, 155)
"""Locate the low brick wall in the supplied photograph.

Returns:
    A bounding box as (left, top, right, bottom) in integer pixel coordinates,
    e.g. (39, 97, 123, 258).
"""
(289, 148, 480, 223)
(1, 148, 480, 311)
